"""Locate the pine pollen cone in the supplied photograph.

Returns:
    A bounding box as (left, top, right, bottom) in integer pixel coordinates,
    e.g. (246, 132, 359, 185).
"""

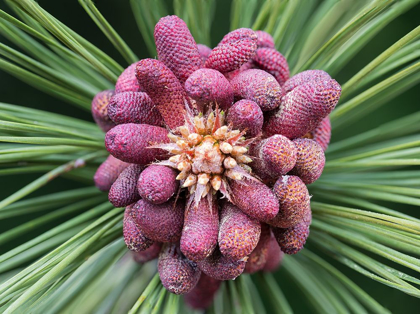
(91, 14, 341, 302)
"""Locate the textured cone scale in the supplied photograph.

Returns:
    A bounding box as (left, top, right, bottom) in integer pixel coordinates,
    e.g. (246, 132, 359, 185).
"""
(107, 92, 162, 126)
(244, 223, 270, 274)
(158, 243, 201, 295)
(135, 58, 187, 130)
(250, 135, 297, 181)
(91, 89, 115, 132)
(263, 235, 284, 272)
(137, 165, 179, 204)
(180, 196, 219, 261)
(290, 139, 325, 184)
(283, 69, 331, 93)
(223, 59, 256, 81)
(115, 63, 143, 94)
(184, 274, 222, 310)
(229, 176, 279, 222)
(273, 222, 309, 255)
(218, 28, 258, 45)
(303, 205, 313, 225)
(254, 48, 289, 86)
(94, 155, 130, 192)
(230, 69, 283, 111)
(263, 78, 341, 138)
(197, 246, 246, 280)
(185, 68, 234, 111)
(123, 205, 153, 252)
(135, 198, 185, 243)
(132, 242, 163, 263)
(108, 164, 143, 207)
(205, 39, 257, 73)
(304, 116, 331, 151)
(268, 175, 310, 228)
(154, 15, 202, 85)
(226, 99, 263, 138)
(197, 44, 212, 64)
(218, 202, 261, 261)
(105, 123, 169, 164)
(255, 30, 275, 48)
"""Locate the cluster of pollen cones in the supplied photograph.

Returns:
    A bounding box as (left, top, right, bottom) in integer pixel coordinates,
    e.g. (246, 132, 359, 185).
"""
(91, 15, 341, 309)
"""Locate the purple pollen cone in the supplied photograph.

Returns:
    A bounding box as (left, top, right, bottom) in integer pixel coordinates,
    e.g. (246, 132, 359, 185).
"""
(135, 58, 188, 130)
(181, 197, 219, 262)
(218, 202, 261, 261)
(115, 63, 143, 94)
(90, 14, 342, 303)
(105, 123, 169, 164)
(154, 15, 202, 85)
(91, 89, 115, 132)
(134, 198, 185, 243)
(158, 243, 201, 295)
(108, 164, 143, 207)
(185, 68, 234, 111)
(255, 30, 275, 48)
(137, 165, 179, 204)
(226, 99, 263, 138)
(94, 155, 129, 192)
(231, 69, 284, 111)
(107, 92, 162, 126)
(123, 205, 153, 252)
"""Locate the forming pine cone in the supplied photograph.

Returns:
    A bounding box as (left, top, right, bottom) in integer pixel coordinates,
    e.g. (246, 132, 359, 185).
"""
(92, 15, 341, 306)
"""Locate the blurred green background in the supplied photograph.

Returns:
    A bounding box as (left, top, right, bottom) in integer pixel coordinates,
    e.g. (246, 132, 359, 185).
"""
(0, 0, 419, 312)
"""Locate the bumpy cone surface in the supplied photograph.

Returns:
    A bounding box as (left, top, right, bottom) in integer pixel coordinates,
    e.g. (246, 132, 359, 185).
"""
(218, 202, 261, 260)
(135, 59, 188, 129)
(264, 78, 341, 138)
(250, 135, 297, 181)
(94, 155, 129, 192)
(181, 196, 219, 261)
(197, 246, 246, 280)
(304, 116, 331, 151)
(197, 44, 212, 64)
(158, 243, 201, 295)
(123, 205, 153, 252)
(133, 242, 163, 263)
(219, 28, 258, 45)
(254, 48, 289, 86)
(184, 274, 222, 309)
(244, 223, 271, 273)
(290, 139, 325, 184)
(231, 69, 283, 111)
(268, 175, 310, 228)
(226, 99, 263, 138)
(229, 176, 279, 221)
(263, 235, 284, 272)
(154, 15, 202, 85)
(273, 222, 310, 255)
(107, 92, 162, 126)
(105, 123, 169, 164)
(283, 69, 331, 93)
(205, 38, 257, 73)
(135, 199, 185, 243)
(115, 63, 143, 94)
(91, 90, 115, 132)
(185, 68, 234, 111)
(255, 30, 275, 48)
(91, 14, 342, 301)
(108, 164, 143, 207)
(137, 165, 179, 204)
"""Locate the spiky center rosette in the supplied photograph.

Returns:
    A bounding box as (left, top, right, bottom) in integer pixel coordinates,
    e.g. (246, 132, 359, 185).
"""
(92, 14, 342, 308)
(152, 108, 255, 206)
